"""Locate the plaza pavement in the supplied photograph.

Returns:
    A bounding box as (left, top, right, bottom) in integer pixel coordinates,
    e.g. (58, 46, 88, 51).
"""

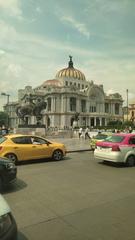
(47, 137, 92, 152)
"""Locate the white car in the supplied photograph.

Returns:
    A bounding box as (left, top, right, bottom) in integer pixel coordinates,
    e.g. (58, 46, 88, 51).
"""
(94, 133, 135, 167)
(0, 194, 17, 239)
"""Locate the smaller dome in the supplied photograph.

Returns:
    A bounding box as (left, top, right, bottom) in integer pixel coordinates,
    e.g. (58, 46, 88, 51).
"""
(56, 56, 86, 81)
(41, 79, 62, 87)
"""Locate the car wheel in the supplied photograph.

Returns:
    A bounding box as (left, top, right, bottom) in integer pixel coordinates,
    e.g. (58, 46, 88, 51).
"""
(0, 177, 3, 192)
(5, 153, 18, 165)
(126, 155, 135, 167)
(52, 150, 63, 161)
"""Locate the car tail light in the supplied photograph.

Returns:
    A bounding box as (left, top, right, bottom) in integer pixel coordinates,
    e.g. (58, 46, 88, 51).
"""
(0, 146, 3, 151)
(112, 145, 120, 151)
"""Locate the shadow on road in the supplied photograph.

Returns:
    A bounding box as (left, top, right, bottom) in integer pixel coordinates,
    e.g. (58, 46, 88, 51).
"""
(2, 178, 27, 194)
(17, 231, 28, 240)
(99, 161, 128, 168)
(17, 156, 72, 165)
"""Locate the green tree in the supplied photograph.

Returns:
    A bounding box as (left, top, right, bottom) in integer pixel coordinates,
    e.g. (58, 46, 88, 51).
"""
(0, 111, 8, 126)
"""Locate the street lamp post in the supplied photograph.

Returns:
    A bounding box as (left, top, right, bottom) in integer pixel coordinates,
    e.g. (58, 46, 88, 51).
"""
(1, 92, 10, 127)
(1, 92, 10, 104)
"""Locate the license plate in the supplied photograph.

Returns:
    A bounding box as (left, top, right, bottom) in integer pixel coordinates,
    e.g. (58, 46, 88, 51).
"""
(97, 146, 110, 152)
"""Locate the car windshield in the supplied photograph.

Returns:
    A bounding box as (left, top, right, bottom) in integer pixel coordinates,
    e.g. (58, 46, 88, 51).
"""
(94, 134, 107, 140)
(0, 137, 7, 144)
(104, 135, 125, 143)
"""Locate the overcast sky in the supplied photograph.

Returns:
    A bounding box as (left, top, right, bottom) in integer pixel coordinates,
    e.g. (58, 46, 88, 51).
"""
(0, 0, 135, 109)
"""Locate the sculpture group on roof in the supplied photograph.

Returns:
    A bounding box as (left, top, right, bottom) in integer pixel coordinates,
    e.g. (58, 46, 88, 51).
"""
(16, 94, 47, 125)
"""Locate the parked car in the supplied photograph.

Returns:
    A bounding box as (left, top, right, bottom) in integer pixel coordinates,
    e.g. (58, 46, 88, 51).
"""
(94, 133, 135, 166)
(90, 132, 112, 150)
(0, 194, 17, 239)
(0, 157, 17, 192)
(0, 134, 67, 164)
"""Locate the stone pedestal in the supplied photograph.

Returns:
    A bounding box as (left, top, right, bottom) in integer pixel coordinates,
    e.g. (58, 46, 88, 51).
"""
(17, 125, 46, 137)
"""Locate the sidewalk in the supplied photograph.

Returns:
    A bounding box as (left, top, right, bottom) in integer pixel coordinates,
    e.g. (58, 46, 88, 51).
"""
(48, 137, 92, 152)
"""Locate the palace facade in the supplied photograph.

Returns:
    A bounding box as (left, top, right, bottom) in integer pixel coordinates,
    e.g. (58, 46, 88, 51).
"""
(5, 56, 123, 129)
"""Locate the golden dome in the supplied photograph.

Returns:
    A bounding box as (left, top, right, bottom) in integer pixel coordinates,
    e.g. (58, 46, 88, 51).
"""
(56, 56, 86, 81)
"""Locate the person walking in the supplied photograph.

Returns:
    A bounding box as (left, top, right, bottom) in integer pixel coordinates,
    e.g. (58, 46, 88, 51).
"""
(1, 125, 8, 136)
(78, 127, 83, 138)
(84, 127, 91, 139)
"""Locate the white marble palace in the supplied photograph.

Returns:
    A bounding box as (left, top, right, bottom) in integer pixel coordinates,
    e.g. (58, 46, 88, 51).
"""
(6, 56, 123, 129)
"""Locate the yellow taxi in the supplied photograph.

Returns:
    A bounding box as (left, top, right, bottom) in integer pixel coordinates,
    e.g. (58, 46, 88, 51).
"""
(0, 134, 66, 164)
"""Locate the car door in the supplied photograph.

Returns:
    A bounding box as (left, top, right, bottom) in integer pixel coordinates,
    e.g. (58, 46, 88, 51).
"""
(31, 136, 52, 158)
(128, 135, 135, 152)
(11, 136, 43, 160)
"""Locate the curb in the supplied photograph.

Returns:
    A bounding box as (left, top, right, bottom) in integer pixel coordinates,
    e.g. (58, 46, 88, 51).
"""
(66, 149, 93, 153)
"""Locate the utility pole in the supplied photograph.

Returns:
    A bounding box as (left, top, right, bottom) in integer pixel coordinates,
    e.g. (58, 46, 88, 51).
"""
(126, 89, 128, 122)
(1, 92, 10, 104)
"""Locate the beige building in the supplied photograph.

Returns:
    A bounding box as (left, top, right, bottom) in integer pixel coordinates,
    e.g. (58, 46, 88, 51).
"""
(123, 102, 135, 123)
(5, 56, 123, 129)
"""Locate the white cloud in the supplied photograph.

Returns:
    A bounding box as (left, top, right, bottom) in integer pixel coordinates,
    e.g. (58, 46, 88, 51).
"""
(60, 15, 90, 39)
(36, 6, 42, 13)
(0, 0, 22, 19)
(0, 49, 5, 55)
(106, 89, 115, 95)
(0, 20, 17, 43)
(7, 63, 22, 78)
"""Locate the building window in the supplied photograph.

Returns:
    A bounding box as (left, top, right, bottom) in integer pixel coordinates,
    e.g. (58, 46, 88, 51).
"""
(89, 106, 96, 112)
(82, 84, 84, 89)
(66, 81, 68, 86)
(115, 103, 119, 115)
(70, 82, 72, 85)
(105, 103, 109, 113)
(47, 97, 51, 111)
(131, 111, 134, 117)
(70, 97, 76, 111)
(81, 100, 86, 112)
(78, 83, 80, 89)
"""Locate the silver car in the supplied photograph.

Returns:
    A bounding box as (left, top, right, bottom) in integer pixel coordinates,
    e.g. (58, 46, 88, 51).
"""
(0, 194, 17, 239)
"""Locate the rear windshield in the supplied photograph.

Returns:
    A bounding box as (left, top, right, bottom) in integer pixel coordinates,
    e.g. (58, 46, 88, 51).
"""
(0, 136, 7, 144)
(104, 135, 125, 143)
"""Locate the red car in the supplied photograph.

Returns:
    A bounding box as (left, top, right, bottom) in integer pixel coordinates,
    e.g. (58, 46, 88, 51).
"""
(94, 133, 135, 166)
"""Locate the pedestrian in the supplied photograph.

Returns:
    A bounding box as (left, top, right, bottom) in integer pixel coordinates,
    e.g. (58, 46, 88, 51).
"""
(85, 127, 91, 139)
(1, 125, 8, 136)
(78, 127, 83, 138)
(129, 126, 132, 133)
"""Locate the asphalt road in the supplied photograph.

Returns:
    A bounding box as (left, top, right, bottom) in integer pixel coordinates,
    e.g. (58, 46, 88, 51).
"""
(3, 151, 135, 240)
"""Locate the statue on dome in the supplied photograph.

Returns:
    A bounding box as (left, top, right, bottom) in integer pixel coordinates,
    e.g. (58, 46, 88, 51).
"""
(68, 55, 73, 68)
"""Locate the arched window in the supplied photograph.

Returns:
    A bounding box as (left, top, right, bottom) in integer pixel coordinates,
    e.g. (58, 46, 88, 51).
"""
(81, 100, 86, 112)
(71, 117, 74, 126)
(47, 98, 51, 111)
(47, 117, 50, 127)
(115, 103, 119, 115)
(70, 97, 76, 111)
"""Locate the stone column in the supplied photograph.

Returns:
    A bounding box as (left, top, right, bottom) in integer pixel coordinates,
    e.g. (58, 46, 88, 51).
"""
(99, 117, 102, 126)
(94, 117, 96, 127)
(76, 98, 80, 113)
(53, 97, 56, 112)
(66, 97, 70, 112)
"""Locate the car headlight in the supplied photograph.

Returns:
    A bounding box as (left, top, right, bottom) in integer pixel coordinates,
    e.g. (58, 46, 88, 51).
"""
(0, 213, 12, 237)
(6, 162, 15, 169)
